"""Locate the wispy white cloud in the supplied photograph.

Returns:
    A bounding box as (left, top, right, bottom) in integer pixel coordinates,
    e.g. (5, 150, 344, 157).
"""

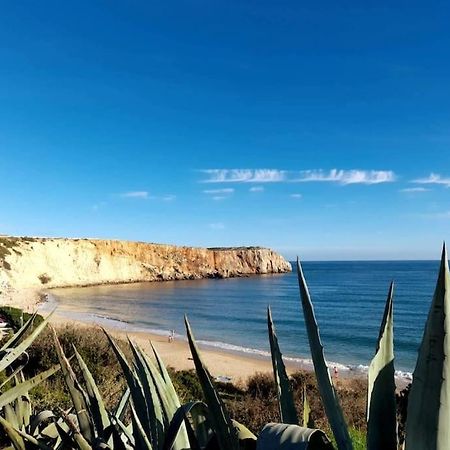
(292, 169, 396, 185)
(120, 191, 149, 199)
(249, 186, 264, 192)
(120, 191, 176, 201)
(412, 173, 450, 187)
(203, 188, 234, 201)
(201, 168, 395, 185)
(209, 222, 225, 229)
(400, 187, 430, 193)
(201, 169, 286, 183)
(203, 188, 235, 195)
(290, 193, 303, 199)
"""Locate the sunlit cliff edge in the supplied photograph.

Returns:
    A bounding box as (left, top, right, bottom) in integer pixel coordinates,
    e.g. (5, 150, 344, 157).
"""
(0, 236, 291, 307)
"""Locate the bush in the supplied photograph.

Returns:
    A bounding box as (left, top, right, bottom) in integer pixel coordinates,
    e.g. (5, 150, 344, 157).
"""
(38, 273, 51, 284)
(0, 306, 44, 330)
(25, 324, 128, 412)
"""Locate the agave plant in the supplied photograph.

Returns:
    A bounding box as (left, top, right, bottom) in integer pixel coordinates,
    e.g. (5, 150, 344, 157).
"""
(295, 244, 450, 450)
(266, 307, 334, 449)
(185, 315, 334, 450)
(0, 311, 64, 448)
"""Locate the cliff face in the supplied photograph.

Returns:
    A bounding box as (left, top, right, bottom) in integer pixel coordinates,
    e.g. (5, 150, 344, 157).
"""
(0, 237, 291, 291)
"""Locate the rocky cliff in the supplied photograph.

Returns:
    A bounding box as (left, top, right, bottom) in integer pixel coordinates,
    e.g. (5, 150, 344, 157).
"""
(0, 237, 291, 294)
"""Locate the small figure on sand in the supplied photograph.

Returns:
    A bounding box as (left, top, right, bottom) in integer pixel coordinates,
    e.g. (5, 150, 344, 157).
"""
(168, 329, 175, 343)
(333, 366, 339, 378)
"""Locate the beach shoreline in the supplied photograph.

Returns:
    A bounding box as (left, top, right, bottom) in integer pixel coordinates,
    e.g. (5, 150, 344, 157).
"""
(41, 300, 410, 390)
(0, 286, 410, 389)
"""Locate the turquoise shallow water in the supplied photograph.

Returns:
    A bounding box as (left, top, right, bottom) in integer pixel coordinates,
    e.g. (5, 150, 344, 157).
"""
(46, 261, 441, 378)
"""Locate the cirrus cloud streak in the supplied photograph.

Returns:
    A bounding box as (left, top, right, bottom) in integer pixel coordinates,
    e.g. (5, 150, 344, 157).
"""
(412, 173, 450, 187)
(201, 168, 396, 185)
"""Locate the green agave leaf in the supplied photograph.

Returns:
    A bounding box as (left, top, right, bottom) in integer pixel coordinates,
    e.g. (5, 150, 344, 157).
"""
(115, 387, 130, 422)
(73, 345, 110, 437)
(0, 416, 26, 450)
(406, 244, 450, 450)
(303, 385, 311, 429)
(162, 401, 205, 450)
(188, 399, 211, 449)
(231, 420, 256, 450)
(267, 306, 299, 425)
(55, 421, 77, 448)
(296, 259, 353, 450)
(58, 410, 93, 450)
(30, 410, 56, 436)
(0, 312, 38, 352)
(367, 282, 397, 450)
(256, 423, 333, 450)
(128, 338, 164, 449)
(131, 403, 154, 450)
(184, 316, 239, 450)
(0, 363, 27, 390)
(145, 342, 190, 450)
(0, 364, 60, 409)
(0, 311, 54, 373)
(108, 422, 128, 450)
(104, 331, 151, 440)
(110, 414, 135, 447)
(4, 403, 20, 432)
(137, 345, 177, 419)
(10, 425, 53, 450)
(53, 328, 94, 444)
(151, 343, 184, 413)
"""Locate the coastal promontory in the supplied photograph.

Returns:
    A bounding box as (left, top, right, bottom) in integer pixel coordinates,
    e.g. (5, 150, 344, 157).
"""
(0, 236, 291, 306)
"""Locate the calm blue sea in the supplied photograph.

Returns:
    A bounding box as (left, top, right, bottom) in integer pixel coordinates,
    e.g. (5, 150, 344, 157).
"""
(46, 261, 441, 378)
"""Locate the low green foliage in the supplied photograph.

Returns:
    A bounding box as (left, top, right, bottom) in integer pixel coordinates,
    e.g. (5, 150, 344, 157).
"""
(0, 307, 43, 331)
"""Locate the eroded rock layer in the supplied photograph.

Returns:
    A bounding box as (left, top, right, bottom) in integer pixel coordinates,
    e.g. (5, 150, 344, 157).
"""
(0, 237, 291, 290)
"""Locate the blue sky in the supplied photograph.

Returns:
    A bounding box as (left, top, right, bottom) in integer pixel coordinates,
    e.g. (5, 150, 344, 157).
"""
(0, 1, 449, 260)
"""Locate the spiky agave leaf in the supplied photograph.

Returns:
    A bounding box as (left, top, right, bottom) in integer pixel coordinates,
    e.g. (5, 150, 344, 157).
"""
(0, 416, 26, 450)
(114, 387, 130, 422)
(296, 259, 353, 450)
(0, 364, 60, 409)
(231, 420, 257, 450)
(184, 316, 239, 450)
(257, 423, 333, 450)
(9, 425, 53, 450)
(0, 311, 54, 373)
(367, 282, 397, 450)
(405, 244, 450, 450)
(104, 330, 152, 441)
(162, 401, 206, 450)
(302, 385, 311, 429)
(13, 371, 31, 430)
(0, 312, 38, 352)
(73, 345, 110, 438)
(52, 328, 94, 444)
(131, 403, 154, 450)
(267, 306, 298, 424)
(151, 342, 184, 413)
(147, 342, 190, 450)
(127, 338, 164, 449)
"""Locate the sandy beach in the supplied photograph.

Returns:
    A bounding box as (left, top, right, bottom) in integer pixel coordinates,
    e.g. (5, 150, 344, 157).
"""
(45, 310, 388, 391)
(0, 285, 410, 390)
(48, 311, 296, 385)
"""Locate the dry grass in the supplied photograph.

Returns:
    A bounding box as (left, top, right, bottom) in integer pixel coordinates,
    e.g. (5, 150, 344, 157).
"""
(4, 323, 409, 448)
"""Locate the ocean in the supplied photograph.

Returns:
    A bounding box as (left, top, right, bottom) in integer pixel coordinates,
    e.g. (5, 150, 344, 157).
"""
(45, 260, 441, 380)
